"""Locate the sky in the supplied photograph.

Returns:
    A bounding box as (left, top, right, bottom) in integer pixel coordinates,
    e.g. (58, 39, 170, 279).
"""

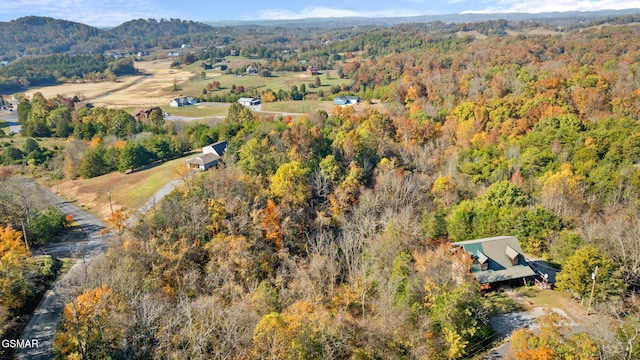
(1, 0, 640, 27)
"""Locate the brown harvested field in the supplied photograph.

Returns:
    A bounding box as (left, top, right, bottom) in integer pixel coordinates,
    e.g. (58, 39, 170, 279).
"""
(23, 59, 193, 108)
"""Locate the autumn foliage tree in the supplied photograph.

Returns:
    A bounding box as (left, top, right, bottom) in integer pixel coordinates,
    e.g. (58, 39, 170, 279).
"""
(261, 199, 282, 250)
(55, 285, 119, 359)
(269, 161, 311, 207)
(0, 225, 30, 321)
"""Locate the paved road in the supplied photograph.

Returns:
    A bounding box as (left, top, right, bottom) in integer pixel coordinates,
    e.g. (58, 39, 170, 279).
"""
(0, 109, 20, 134)
(14, 176, 183, 359)
(15, 184, 109, 360)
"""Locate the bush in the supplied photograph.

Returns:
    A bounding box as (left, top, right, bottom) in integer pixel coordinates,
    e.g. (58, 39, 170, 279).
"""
(30, 207, 67, 244)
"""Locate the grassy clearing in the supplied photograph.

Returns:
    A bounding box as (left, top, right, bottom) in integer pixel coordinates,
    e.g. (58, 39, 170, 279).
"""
(99, 154, 194, 210)
(482, 291, 524, 316)
(181, 69, 349, 97)
(515, 287, 575, 310)
(51, 152, 196, 220)
(1, 137, 67, 151)
(262, 100, 326, 114)
(161, 104, 229, 117)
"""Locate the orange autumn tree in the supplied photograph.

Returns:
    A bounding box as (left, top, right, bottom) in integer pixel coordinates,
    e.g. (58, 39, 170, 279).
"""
(262, 199, 282, 251)
(56, 285, 119, 359)
(509, 312, 598, 360)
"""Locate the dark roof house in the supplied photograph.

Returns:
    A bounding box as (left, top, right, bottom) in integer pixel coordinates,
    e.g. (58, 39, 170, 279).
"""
(132, 107, 162, 121)
(454, 236, 535, 288)
(186, 140, 227, 171)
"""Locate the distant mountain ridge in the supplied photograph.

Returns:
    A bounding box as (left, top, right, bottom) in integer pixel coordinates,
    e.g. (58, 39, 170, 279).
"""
(205, 8, 640, 27)
(2, 8, 640, 59)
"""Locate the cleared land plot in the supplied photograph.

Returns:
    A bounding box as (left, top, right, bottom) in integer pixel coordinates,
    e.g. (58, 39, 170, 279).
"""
(23, 75, 145, 102)
(49, 153, 196, 221)
(182, 69, 348, 97)
(17, 58, 348, 112)
(20, 60, 193, 108)
(162, 103, 229, 118)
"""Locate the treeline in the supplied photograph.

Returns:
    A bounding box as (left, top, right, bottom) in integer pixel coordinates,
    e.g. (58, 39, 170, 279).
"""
(0, 55, 137, 93)
(65, 133, 191, 179)
(7, 93, 193, 179)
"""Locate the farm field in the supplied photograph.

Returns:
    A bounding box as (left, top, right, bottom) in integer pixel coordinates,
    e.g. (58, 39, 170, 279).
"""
(18, 58, 350, 115)
(22, 60, 193, 108)
(181, 69, 347, 98)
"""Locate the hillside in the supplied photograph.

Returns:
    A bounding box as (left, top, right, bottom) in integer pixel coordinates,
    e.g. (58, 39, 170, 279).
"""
(0, 16, 101, 57)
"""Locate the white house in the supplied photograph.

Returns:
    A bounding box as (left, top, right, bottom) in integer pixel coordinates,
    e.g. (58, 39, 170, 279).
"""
(169, 96, 197, 107)
(246, 65, 258, 75)
(238, 98, 260, 107)
(333, 95, 361, 106)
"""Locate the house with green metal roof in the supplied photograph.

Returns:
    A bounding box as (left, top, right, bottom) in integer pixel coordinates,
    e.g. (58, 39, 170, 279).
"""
(454, 236, 536, 288)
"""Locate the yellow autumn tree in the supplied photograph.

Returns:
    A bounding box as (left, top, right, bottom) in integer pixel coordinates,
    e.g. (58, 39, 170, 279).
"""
(206, 199, 226, 234)
(509, 312, 598, 360)
(269, 161, 311, 207)
(56, 285, 119, 359)
(538, 163, 584, 217)
(261, 91, 276, 103)
(0, 225, 31, 314)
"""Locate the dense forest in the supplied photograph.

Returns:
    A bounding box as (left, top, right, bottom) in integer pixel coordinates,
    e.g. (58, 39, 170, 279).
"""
(0, 55, 137, 92)
(3, 12, 640, 359)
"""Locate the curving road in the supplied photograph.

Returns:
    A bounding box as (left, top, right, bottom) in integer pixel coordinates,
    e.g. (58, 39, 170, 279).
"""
(14, 176, 182, 359)
(14, 185, 110, 360)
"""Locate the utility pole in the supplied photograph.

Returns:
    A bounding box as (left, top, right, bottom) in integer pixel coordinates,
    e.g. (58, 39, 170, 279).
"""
(20, 218, 29, 252)
(587, 265, 598, 315)
(107, 189, 114, 216)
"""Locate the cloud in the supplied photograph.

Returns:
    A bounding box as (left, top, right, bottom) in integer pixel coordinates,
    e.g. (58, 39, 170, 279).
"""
(467, 0, 640, 14)
(259, 6, 420, 20)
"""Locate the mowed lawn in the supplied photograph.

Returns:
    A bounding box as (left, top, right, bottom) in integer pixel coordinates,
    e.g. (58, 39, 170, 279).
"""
(161, 104, 229, 118)
(51, 153, 196, 220)
(180, 68, 348, 97)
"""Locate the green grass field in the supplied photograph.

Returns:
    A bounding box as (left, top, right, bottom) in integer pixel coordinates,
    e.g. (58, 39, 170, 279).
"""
(51, 152, 198, 220)
(0, 120, 8, 135)
(262, 100, 326, 114)
(181, 68, 348, 98)
(161, 104, 229, 118)
(95, 153, 196, 211)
